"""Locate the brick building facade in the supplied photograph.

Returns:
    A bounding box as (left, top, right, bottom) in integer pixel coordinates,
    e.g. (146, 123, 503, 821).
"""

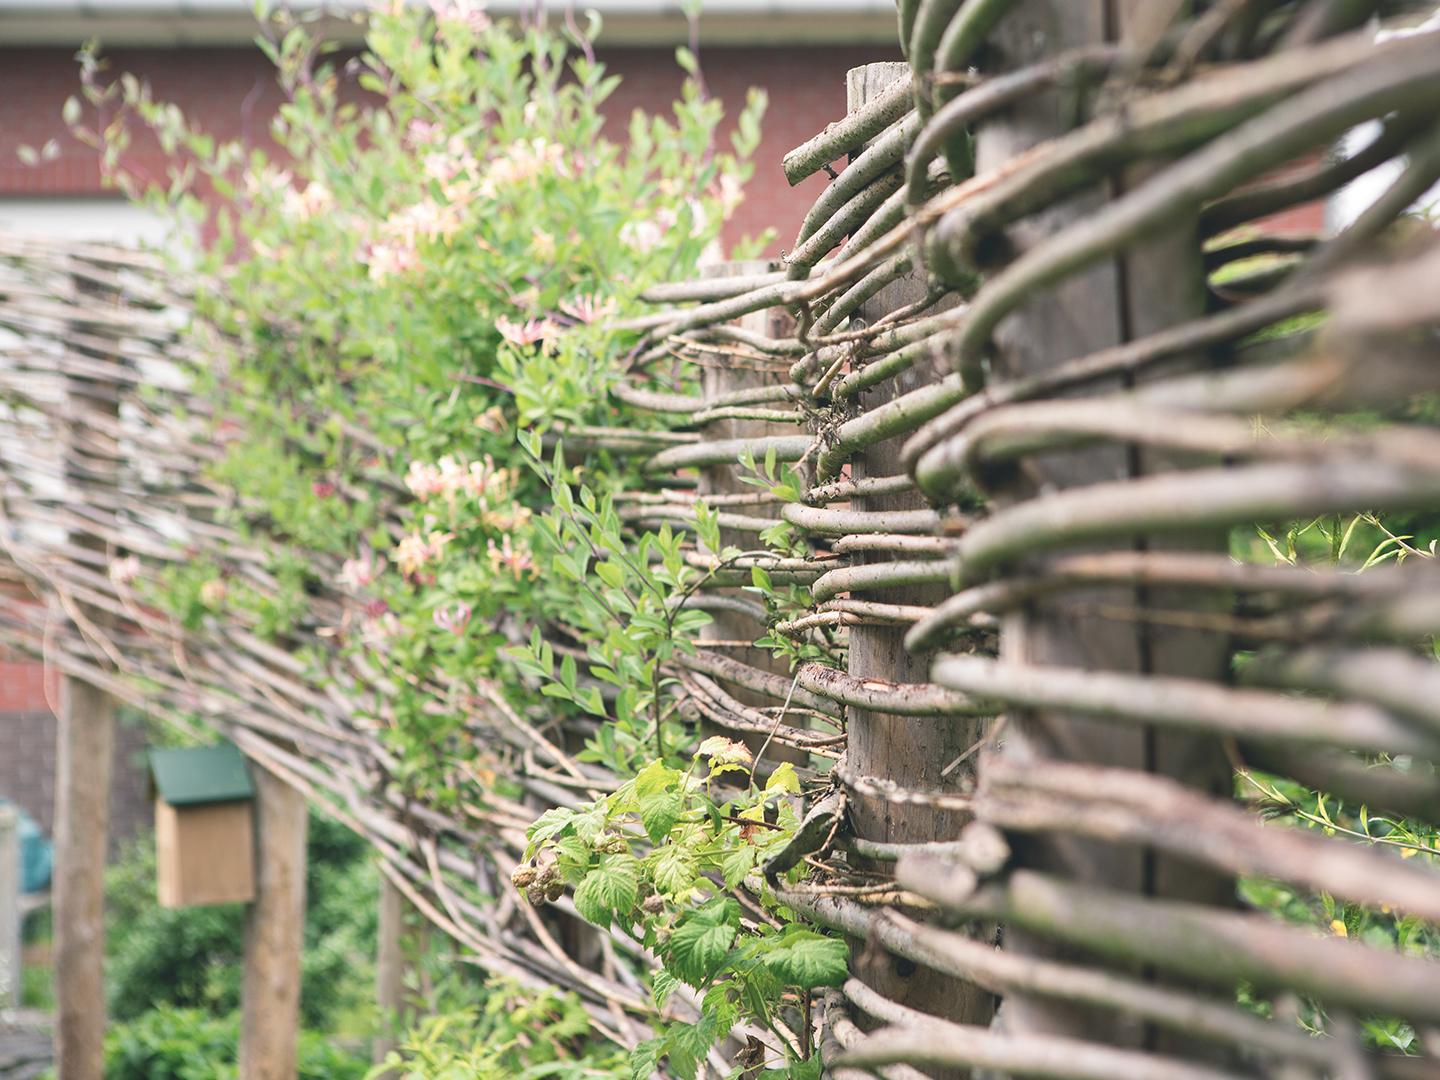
(0, 3, 903, 251)
(0, 659, 152, 854)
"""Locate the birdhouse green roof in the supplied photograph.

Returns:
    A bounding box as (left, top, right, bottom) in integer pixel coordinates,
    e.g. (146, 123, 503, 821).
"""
(148, 742, 254, 807)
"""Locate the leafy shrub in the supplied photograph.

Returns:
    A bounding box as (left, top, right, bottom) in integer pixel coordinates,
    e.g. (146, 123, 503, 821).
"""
(105, 813, 376, 1029)
(103, 1006, 368, 1080)
(523, 750, 845, 1078)
(69, 1, 809, 1070)
(1234, 510, 1440, 1051)
(370, 979, 627, 1079)
(71, 0, 764, 798)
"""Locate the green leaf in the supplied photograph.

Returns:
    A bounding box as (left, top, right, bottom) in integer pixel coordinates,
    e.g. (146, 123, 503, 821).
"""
(719, 843, 755, 890)
(765, 762, 801, 794)
(651, 968, 680, 1010)
(517, 428, 543, 460)
(573, 854, 640, 926)
(693, 499, 721, 554)
(759, 1057, 823, 1080)
(640, 790, 684, 843)
(629, 1036, 665, 1080)
(664, 1010, 717, 1080)
(698, 735, 753, 767)
(595, 560, 626, 589)
(651, 844, 698, 896)
(573, 806, 607, 845)
(634, 758, 679, 798)
(762, 931, 848, 989)
(667, 917, 737, 986)
(525, 806, 575, 855)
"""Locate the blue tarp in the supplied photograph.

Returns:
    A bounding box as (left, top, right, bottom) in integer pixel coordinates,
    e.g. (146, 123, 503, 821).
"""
(1, 799, 51, 893)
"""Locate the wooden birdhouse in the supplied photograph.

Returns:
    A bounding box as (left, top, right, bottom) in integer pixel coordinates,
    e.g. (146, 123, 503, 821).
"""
(148, 742, 256, 907)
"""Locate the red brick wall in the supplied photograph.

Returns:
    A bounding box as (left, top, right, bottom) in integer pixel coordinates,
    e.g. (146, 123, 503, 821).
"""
(600, 45, 900, 251)
(0, 658, 53, 714)
(0, 43, 897, 255)
(0, 709, 153, 854)
(0, 675, 152, 853)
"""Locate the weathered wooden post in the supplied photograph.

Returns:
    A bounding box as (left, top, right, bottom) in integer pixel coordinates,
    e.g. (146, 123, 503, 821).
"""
(840, 62, 993, 1039)
(696, 259, 808, 768)
(239, 766, 308, 1080)
(0, 805, 19, 1012)
(52, 679, 114, 1078)
(372, 871, 407, 1071)
(977, 0, 1233, 1055)
(53, 266, 121, 1080)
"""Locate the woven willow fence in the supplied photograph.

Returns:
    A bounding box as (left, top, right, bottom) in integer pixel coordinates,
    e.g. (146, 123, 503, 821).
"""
(5, 0, 1440, 1076)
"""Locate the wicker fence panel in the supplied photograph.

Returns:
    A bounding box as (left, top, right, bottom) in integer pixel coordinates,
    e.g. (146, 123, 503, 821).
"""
(2, 2, 1440, 1076)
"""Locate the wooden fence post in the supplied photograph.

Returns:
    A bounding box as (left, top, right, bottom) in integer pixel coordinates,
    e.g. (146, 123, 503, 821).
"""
(240, 766, 307, 1080)
(0, 805, 18, 1012)
(52, 679, 114, 1079)
(53, 266, 122, 1080)
(372, 869, 407, 1070)
(841, 62, 992, 1042)
(696, 259, 807, 768)
(977, 0, 1233, 1056)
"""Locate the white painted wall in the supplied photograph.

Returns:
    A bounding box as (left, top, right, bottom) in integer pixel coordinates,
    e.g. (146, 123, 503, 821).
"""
(0, 197, 176, 248)
(1325, 8, 1440, 235)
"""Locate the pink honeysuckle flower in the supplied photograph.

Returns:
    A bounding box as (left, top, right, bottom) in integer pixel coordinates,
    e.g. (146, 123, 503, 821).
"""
(341, 554, 386, 592)
(409, 118, 445, 147)
(361, 610, 401, 649)
(487, 536, 536, 580)
(363, 598, 390, 619)
(108, 555, 141, 586)
(244, 165, 294, 203)
(463, 455, 500, 498)
(481, 504, 532, 533)
(312, 479, 336, 499)
(475, 138, 568, 200)
(363, 238, 420, 282)
(430, 0, 490, 32)
(713, 171, 745, 216)
(395, 529, 454, 577)
(395, 534, 427, 576)
(404, 460, 447, 501)
(558, 293, 617, 325)
(473, 406, 507, 434)
(619, 218, 664, 254)
(495, 315, 558, 347)
(386, 198, 464, 246)
(423, 151, 458, 183)
(432, 601, 473, 635)
(434, 455, 470, 501)
(281, 180, 336, 221)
